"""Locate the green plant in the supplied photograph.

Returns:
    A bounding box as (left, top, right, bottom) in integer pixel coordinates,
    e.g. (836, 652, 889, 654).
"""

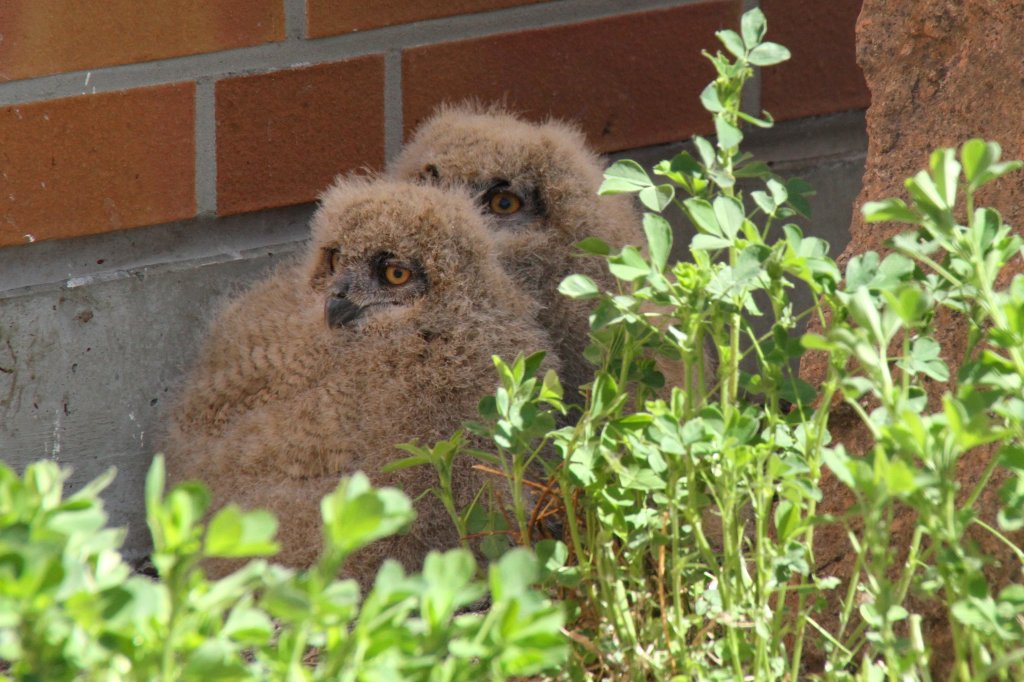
(0, 456, 566, 680)
(808, 141, 1024, 681)
(427, 7, 1024, 681)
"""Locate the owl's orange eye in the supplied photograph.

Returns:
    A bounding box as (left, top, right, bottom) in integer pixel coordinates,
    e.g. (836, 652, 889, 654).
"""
(488, 190, 522, 215)
(384, 264, 412, 286)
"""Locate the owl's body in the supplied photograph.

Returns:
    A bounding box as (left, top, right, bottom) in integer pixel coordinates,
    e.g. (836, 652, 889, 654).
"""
(390, 105, 645, 404)
(164, 178, 555, 583)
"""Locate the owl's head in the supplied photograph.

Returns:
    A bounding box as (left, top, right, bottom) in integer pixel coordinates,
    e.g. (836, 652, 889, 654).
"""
(306, 177, 523, 332)
(390, 103, 614, 243)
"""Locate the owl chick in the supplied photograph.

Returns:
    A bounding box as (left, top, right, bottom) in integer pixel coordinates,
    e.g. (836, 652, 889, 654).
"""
(163, 177, 556, 586)
(389, 104, 645, 405)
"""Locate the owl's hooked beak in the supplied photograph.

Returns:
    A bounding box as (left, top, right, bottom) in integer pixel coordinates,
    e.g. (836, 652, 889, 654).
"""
(325, 295, 364, 328)
(324, 277, 364, 328)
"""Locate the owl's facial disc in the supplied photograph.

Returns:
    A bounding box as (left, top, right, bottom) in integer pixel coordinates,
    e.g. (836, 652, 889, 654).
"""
(323, 250, 426, 329)
(415, 166, 543, 229)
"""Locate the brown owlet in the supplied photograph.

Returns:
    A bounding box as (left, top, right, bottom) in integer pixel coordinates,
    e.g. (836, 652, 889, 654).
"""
(163, 177, 557, 585)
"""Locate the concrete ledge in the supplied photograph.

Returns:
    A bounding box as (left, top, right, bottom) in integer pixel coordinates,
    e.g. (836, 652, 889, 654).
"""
(0, 204, 315, 297)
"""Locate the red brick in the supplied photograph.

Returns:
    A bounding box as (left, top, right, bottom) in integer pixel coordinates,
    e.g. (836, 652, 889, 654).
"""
(760, 0, 869, 120)
(0, 1, 284, 82)
(0, 84, 196, 248)
(402, 1, 742, 153)
(216, 57, 386, 216)
(307, 0, 549, 37)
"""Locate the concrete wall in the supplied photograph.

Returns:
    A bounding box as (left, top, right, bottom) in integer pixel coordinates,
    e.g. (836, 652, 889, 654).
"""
(0, 0, 867, 558)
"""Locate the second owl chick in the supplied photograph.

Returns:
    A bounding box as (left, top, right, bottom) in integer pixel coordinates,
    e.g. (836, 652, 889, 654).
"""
(390, 104, 645, 405)
(163, 178, 557, 586)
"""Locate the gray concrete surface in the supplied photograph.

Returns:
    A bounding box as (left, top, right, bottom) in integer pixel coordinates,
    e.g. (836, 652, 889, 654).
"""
(0, 207, 312, 557)
(0, 110, 866, 559)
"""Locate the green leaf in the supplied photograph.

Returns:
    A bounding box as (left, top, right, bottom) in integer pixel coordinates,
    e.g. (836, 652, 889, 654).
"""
(848, 288, 887, 344)
(735, 160, 773, 178)
(844, 251, 879, 291)
(907, 170, 945, 208)
(145, 454, 166, 526)
(490, 548, 539, 602)
(670, 150, 704, 175)
(699, 82, 724, 113)
(558, 273, 599, 299)
(261, 574, 313, 622)
(972, 159, 1023, 190)
(877, 453, 918, 496)
(643, 213, 673, 272)
(767, 178, 788, 206)
(748, 42, 791, 66)
(599, 159, 652, 194)
(693, 136, 716, 168)
(785, 177, 814, 217)
(541, 369, 563, 401)
(740, 8, 767, 48)
(906, 170, 952, 230)
(164, 484, 209, 550)
(321, 473, 415, 556)
(780, 377, 818, 406)
(751, 190, 776, 216)
(999, 474, 1024, 531)
(608, 245, 650, 281)
(823, 446, 856, 489)
(929, 147, 961, 209)
(638, 184, 675, 212)
(1000, 444, 1024, 471)
(907, 336, 949, 382)
(381, 452, 432, 473)
(183, 640, 247, 678)
(716, 29, 745, 58)
(68, 466, 117, 505)
(774, 500, 798, 541)
(534, 539, 569, 583)
(205, 505, 279, 558)
(713, 196, 744, 240)
(845, 251, 914, 294)
(882, 285, 931, 326)
(692, 234, 732, 251)
(521, 350, 547, 379)
(800, 333, 833, 351)
(223, 605, 274, 645)
(863, 198, 919, 224)
(619, 465, 666, 491)
(715, 115, 743, 150)
(421, 550, 482, 628)
(961, 138, 994, 188)
(576, 236, 610, 255)
(951, 598, 998, 629)
(684, 198, 721, 236)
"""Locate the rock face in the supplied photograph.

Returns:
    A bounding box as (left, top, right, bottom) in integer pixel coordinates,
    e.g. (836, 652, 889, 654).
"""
(801, 0, 1024, 673)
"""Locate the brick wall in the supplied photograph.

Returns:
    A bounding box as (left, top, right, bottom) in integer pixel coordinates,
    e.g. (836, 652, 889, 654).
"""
(0, 0, 867, 250)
